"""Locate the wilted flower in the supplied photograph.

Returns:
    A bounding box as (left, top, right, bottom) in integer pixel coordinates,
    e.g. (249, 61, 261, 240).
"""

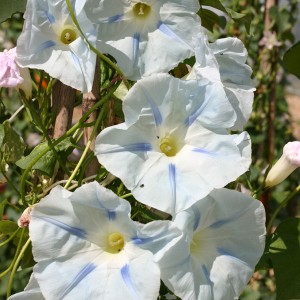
(95, 73, 251, 215)
(266, 141, 300, 187)
(0, 47, 32, 98)
(13, 182, 180, 300)
(156, 188, 266, 300)
(16, 0, 97, 92)
(17, 206, 32, 228)
(84, 0, 201, 80)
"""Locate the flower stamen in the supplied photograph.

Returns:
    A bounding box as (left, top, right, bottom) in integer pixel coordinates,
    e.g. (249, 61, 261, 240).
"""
(160, 136, 178, 157)
(106, 232, 125, 254)
(133, 3, 151, 18)
(60, 27, 77, 45)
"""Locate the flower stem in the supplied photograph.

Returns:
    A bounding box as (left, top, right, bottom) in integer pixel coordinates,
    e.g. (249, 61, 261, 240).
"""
(6, 237, 31, 298)
(64, 104, 106, 189)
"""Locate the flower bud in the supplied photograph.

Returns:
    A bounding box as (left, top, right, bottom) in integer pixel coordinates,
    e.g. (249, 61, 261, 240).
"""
(265, 141, 300, 187)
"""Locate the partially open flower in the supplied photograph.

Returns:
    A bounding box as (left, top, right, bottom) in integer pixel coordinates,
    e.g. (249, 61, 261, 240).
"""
(265, 141, 300, 187)
(0, 47, 32, 98)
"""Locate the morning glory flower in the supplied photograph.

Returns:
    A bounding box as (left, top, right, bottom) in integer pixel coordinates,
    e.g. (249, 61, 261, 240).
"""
(95, 73, 252, 215)
(156, 188, 266, 300)
(84, 0, 201, 80)
(23, 181, 180, 300)
(16, 0, 97, 92)
(0, 47, 32, 98)
(187, 30, 255, 130)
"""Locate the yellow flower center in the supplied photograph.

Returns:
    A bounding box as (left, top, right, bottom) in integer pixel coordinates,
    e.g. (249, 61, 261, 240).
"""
(106, 232, 125, 254)
(190, 235, 199, 255)
(133, 2, 151, 18)
(60, 27, 77, 44)
(160, 136, 178, 157)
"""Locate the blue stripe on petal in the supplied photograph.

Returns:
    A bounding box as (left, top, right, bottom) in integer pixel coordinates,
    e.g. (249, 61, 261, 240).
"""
(131, 237, 152, 245)
(169, 163, 176, 210)
(35, 40, 56, 53)
(184, 97, 210, 127)
(193, 208, 201, 231)
(217, 248, 250, 266)
(100, 143, 152, 154)
(157, 22, 193, 50)
(210, 205, 253, 229)
(202, 264, 212, 285)
(140, 85, 162, 126)
(133, 33, 140, 64)
(192, 147, 217, 156)
(121, 264, 139, 299)
(61, 263, 97, 298)
(44, 11, 55, 24)
(107, 210, 116, 220)
(37, 216, 86, 239)
(107, 14, 123, 23)
(95, 189, 117, 219)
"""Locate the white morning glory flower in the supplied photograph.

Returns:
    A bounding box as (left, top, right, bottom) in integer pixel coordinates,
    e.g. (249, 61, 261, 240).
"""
(95, 73, 252, 215)
(84, 0, 201, 80)
(24, 181, 180, 300)
(156, 188, 266, 300)
(187, 30, 255, 130)
(16, 0, 97, 92)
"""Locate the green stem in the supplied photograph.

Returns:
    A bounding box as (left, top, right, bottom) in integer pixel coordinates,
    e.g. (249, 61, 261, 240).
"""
(20, 83, 119, 204)
(121, 193, 132, 199)
(0, 228, 20, 248)
(0, 228, 25, 280)
(21, 95, 69, 174)
(64, 106, 106, 189)
(65, 0, 130, 90)
(6, 237, 31, 298)
(266, 184, 300, 233)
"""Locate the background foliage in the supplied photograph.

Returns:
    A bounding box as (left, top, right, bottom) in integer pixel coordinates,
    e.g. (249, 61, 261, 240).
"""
(1, 0, 300, 299)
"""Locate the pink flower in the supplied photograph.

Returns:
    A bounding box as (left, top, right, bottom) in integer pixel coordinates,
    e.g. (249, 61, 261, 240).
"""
(0, 48, 24, 87)
(0, 47, 31, 97)
(266, 141, 300, 187)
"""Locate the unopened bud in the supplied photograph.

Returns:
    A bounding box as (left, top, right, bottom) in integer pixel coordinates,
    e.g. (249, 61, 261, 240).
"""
(265, 141, 300, 187)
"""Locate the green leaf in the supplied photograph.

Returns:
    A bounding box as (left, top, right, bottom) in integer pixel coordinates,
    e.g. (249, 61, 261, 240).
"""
(283, 42, 300, 79)
(0, 199, 8, 218)
(0, 122, 26, 163)
(199, 0, 227, 14)
(0, 0, 27, 24)
(199, 0, 252, 33)
(255, 235, 273, 271)
(198, 8, 226, 32)
(0, 220, 18, 235)
(269, 218, 300, 300)
(16, 137, 74, 176)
